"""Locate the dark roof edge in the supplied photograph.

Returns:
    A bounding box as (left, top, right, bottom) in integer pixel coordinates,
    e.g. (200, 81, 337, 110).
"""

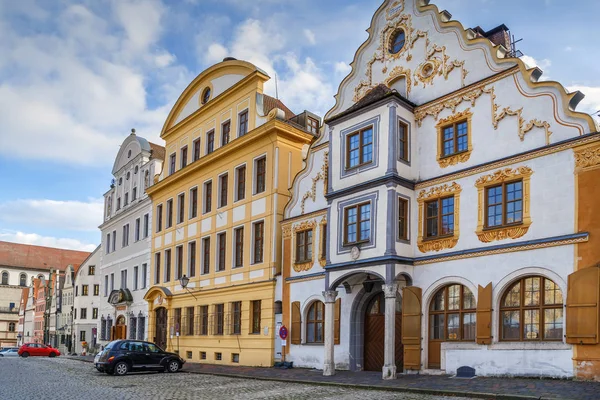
(325, 90, 416, 125)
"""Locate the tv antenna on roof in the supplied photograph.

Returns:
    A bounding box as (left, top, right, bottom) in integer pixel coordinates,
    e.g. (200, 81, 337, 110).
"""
(508, 33, 523, 58)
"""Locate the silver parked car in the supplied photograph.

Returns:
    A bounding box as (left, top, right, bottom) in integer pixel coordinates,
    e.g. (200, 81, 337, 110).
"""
(0, 348, 20, 357)
(94, 350, 104, 371)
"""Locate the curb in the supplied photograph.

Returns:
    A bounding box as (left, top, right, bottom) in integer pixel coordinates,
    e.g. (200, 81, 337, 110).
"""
(181, 368, 555, 400)
(66, 357, 93, 364)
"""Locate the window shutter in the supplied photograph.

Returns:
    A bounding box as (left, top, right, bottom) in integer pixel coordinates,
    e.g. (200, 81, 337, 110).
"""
(110, 326, 116, 341)
(402, 286, 422, 371)
(567, 266, 600, 344)
(291, 301, 301, 345)
(476, 282, 493, 345)
(334, 298, 341, 345)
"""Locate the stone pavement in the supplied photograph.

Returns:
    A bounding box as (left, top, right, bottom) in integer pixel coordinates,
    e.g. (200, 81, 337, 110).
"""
(68, 355, 600, 400)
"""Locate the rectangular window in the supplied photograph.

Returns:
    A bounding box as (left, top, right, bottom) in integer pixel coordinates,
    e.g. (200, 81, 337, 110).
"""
(133, 266, 139, 290)
(143, 213, 149, 238)
(215, 304, 224, 335)
(154, 253, 161, 285)
(106, 233, 111, 254)
(104, 275, 109, 296)
(232, 353, 239, 363)
(141, 263, 147, 289)
(221, 121, 230, 146)
(93, 284, 99, 296)
(344, 202, 371, 245)
(80, 331, 86, 341)
(180, 146, 188, 169)
(425, 196, 455, 239)
(120, 269, 128, 289)
(485, 180, 523, 228)
(188, 241, 196, 277)
(399, 121, 409, 162)
(295, 230, 313, 263)
(206, 130, 215, 154)
(89, 265, 95, 275)
(122, 224, 129, 247)
(92, 308, 98, 319)
(82, 285, 89, 296)
(193, 138, 201, 161)
(169, 153, 176, 175)
(200, 351, 207, 360)
(117, 197, 121, 210)
(202, 237, 210, 274)
(346, 127, 373, 169)
(217, 233, 226, 272)
(166, 199, 173, 228)
(189, 187, 198, 219)
(307, 116, 319, 135)
(175, 245, 183, 280)
(135, 218, 140, 242)
(112, 230, 116, 252)
(235, 165, 246, 201)
(255, 157, 266, 194)
(204, 181, 212, 213)
(251, 300, 261, 334)
(215, 352, 222, 361)
(164, 249, 172, 283)
(156, 204, 163, 232)
(232, 301, 241, 334)
(186, 306, 194, 336)
(234, 227, 244, 268)
(321, 224, 327, 261)
(174, 308, 182, 336)
(124, 192, 128, 206)
(132, 187, 137, 201)
(398, 198, 408, 241)
(253, 221, 264, 264)
(219, 174, 228, 208)
(177, 193, 185, 224)
(200, 305, 208, 335)
(238, 110, 248, 136)
(441, 120, 468, 157)
(81, 308, 87, 319)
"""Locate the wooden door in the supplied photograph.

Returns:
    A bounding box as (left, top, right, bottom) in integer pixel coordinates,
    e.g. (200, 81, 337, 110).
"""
(155, 307, 168, 349)
(364, 293, 385, 371)
(395, 313, 403, 371)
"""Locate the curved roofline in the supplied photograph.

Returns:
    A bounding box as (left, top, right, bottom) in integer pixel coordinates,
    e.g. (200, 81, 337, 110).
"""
(161, 59, 270, 138)
(111, 132, 153, 175)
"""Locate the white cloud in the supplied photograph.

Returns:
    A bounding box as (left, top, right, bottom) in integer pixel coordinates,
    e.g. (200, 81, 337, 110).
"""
(155, 52, 176, 68)
(0, 230, 97, 252)
(334, 61, 351, 77)
(520, 55, 551, 71)
(113, 0, 165, 54)
(567, 85, 600, 116)
(0, 198, 104, 232)
(303, 28, 316, 45)
(206, 43, 229, 64)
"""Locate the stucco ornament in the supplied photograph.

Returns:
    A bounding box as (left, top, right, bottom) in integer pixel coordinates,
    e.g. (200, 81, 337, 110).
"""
(292, 220, 317, 272)
(350, 246, 361, 261)
(574, 142, 600, 171)
(300, 152, 329, 214)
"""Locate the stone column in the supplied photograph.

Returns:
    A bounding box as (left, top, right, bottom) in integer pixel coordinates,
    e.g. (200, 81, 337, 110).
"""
(382, 283, 398, 380)
(322, 289, 338, 376)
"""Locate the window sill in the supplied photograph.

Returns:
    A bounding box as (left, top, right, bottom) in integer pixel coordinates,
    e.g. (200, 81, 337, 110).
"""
(417, 235, 459, 253)
(476, 221, 531, 243)
(293, 261, 314, 272)
(437, 149, 472, 168)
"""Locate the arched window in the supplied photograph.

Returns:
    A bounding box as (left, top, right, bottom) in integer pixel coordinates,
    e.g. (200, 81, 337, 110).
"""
(20, 273, 27, 287)
(429, 284, 476, 342)
(8, 322, 15, 332)
(37, 274, 44, 280)
(389, 29, 406, 54)
(1, 271, 8, 285)
(500, 276, 563, 341)
(306, 301, 324, 343)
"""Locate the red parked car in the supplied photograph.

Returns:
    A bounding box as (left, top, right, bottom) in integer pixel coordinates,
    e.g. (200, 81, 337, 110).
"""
(18, 343, 61, 358)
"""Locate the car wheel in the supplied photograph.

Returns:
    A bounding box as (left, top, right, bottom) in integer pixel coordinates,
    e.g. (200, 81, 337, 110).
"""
(21, 352, 29, 358)
(49, 352, 57, 358)
(113, 361, 128, 376)
(167, 360, 180, 373)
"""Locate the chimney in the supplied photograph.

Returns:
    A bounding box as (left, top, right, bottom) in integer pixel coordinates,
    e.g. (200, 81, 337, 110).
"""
(472, 24, 511, 51)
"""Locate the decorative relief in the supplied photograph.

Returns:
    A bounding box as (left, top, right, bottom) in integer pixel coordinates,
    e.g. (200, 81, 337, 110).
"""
(300, 152, 329, 214)
(384, 66, 412, 97)
(319, 217, 327, 268)
(282, 225, 292, 239)
(417, 182, 461, 253)
(435, 108, 473, 168)
(386, 0, 404, 20)
(574, 142, 600, 171)
(292, 220, 317, 273)
(474, 167, 533, 243)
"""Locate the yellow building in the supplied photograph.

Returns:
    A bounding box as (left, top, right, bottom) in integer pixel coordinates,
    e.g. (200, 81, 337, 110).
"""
(144, 58, 319, 366)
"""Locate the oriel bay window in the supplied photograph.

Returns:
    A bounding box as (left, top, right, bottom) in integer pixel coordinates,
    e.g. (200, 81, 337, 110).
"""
(295, 230, 313, 263)
(306, 301, 324, 343)
(344, 202, 371, 245)
(425, 197, 454, 239)
(500, 276, 563, 341)
(346, 126, 373, 169)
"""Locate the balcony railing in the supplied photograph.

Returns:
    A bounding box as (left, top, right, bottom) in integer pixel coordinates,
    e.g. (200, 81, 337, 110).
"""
(0, 307, 19, 314)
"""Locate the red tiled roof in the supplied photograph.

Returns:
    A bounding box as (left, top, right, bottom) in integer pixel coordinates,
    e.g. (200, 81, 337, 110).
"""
(263, 94, 296, 120)
(149, 142, 165, 160)
(0, 241, 91, 272)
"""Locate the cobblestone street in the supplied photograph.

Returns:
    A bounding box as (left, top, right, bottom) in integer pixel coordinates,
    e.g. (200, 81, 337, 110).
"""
(0, 357, 472, 400)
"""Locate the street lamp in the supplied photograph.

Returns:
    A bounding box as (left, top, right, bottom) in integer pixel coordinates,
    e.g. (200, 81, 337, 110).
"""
(178, 275, 197, 299)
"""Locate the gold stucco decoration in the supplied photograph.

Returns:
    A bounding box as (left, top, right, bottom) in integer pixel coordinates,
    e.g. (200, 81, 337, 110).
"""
(319, 217, 327, 268)
(574, 142, 600, 171)
(474, 166, 533, 243)
(300, 152, 329, 214)
(292, 220, 317, 273)
(416, 182, 461, 253)
(435, 108, 473, 168)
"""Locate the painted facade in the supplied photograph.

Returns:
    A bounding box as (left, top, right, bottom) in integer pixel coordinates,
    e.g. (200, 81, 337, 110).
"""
(144, 58, 318, 367)
(98, 132, 163, 348)
(73, 246, 102, 354)
(282, 0, 600, 380)
(57, 264, 77, 354)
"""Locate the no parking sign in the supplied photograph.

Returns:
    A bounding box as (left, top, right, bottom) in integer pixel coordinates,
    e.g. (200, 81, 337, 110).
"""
(279, 325, 288, 346)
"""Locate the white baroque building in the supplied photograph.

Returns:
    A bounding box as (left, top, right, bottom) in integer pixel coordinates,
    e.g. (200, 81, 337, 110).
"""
(98, 130, 164, 347)
(281, 0, 600, 380)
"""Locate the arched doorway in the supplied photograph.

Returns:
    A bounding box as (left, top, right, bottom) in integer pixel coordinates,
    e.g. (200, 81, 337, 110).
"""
(112, 315, 127, 340)
(363, 292, 403, 372)
(428, 284, 476, 369)
(155, 307, 168, 350)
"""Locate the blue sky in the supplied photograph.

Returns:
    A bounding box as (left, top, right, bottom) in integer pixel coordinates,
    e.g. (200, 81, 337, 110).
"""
(0, 0, 599, 251)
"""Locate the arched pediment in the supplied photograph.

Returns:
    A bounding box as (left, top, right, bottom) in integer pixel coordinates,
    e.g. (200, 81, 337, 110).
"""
(161, 59, 270, 136)
(112, 133, 151, 175)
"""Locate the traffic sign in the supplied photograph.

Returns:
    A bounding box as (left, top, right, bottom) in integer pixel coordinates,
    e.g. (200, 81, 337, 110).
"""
(279, 325, 288, 340)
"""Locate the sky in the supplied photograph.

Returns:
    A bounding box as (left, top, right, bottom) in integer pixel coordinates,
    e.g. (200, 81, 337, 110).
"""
(0, 0, 599, 252)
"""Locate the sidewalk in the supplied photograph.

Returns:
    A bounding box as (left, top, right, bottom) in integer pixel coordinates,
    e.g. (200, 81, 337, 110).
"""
(67, 355, 600, 400)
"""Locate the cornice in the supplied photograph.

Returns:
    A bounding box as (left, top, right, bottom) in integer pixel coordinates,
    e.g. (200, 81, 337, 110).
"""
(326, 173, 415, 201)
